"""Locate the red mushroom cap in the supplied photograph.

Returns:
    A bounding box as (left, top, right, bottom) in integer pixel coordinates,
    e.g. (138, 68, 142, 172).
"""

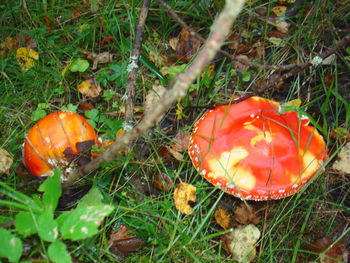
(188, 96, 327, 200)
(24, 111, 99, 177)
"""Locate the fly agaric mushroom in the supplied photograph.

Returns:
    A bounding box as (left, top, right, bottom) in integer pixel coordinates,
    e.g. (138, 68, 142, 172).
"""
(188, 96, 327, 200)
(24, 111, 99, 178)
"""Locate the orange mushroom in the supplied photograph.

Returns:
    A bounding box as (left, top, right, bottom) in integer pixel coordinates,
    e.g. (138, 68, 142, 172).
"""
(188, 97, 327, 200)
(24, 111, 99, 177)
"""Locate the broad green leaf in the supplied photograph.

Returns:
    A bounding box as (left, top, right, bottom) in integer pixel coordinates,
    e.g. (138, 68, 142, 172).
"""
(242, 71, 251, 82)
(85, 109, 99, 121)
(38, 168, 61, 212)
(37, 211, 58, 242)
(48, 241, 72, 263)
(31, 109, 47, 122)
(61, 104, 78, 113)
(56, 205, 114, 241)
(0, 228, 22, 263)
(14, 212, 37, 237)
(77, 185, 103, 209)
(70, 59, 89, 73)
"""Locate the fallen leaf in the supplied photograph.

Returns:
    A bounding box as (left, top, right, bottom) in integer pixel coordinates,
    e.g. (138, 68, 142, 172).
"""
(153, 172, 174, 192)
(332, 142, 350, 173)
(169, 37, 178, 51)
(322, 54, 336, 65)
(165, 145, 184, 161)
(0, 148, 13, 175)
(273, 18, 290, 33)
(16, 47, 39, 71)
(268, 37, 286, 47)
(81, 101, 95, 112)
(92, 52, 113, 70)
(214, 208, 231, 230)
(221, 224, 261, 263)
(170, 130, 190, 153)
(234, 55, 250, 71)
(234, 203, 261, 225)
(0, 37, 19, 57)
(272, 6, 287, 16)
(174, 182, 196, 215)
(109, 224, 144, 260)
(307, 237, 347, 263)
(77, 78, 101, 98)
(329, 127, 349, 142)
(268, 30, 287, 39)
(176, 28, 201, 63)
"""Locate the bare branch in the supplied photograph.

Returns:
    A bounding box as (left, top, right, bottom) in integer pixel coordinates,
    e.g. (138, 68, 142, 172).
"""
(63, 0, 246, 188)
(125, 0, 151, 123)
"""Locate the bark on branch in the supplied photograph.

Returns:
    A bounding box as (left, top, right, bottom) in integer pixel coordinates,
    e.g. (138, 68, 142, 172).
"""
(62, 0, 246, 188)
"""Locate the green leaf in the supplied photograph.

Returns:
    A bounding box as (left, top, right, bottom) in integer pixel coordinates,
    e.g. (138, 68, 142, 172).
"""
(14, 212, 37, 237)
(37, 211, 58, 242)
(61, 104, 78, 113)
(56, 205, 114, 241)
(38, 168, 61, 213)
(70, 59, 89, 73)
(102, 90, 116, 101)
(48, 241, 72, 263)
(77, 185, 104, 209)
(242, 71, 251, 82)
(37, 103, 50, 110)
(84, 109, 99, 121)
(31, 109, 47, 122)
(346, 47, 350, 55)
(0, 228, 22, 263)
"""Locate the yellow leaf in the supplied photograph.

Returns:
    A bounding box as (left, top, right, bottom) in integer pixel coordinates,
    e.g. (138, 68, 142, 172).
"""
(283, 98, 302, 108)
(61, 61, 73, 76)
(77, 79, 101, 98)
(272, 6, 287, 16)
(16, 47, 38, 71)
(174, 182, 196, 215)
(0, 148, 13, 175)
(214, 208, 231, 230)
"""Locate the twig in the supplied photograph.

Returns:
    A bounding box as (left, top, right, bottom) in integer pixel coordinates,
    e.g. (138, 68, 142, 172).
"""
(63, 0, 246, 188)
(190, 33, 350, 108)
(125, 0, 151, 123)
(155, 0, 350, 72)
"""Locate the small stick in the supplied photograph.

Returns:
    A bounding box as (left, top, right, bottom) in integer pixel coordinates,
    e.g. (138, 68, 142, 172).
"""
(125, 0, 151, 123)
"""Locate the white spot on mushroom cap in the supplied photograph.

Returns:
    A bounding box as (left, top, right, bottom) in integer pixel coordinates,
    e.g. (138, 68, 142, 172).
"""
(250, 113, 255, 118)
(200, 169, 207, 176)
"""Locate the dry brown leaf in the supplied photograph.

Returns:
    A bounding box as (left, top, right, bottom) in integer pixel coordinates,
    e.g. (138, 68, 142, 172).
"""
(214, 208, 231, 230)
(170, 130, 190, 153)
(268, 37, 286, 47)
(234, 55, 250, 71)
(268, 30, 287, 39)
(222, 224, 261, 263)
(332, 142, 350, 174)
(176, 28, 201, 63)
(174, 182, 196, 215)
(0, 37, 19, 57)
(272, 6, 287, 16)
(165, 145, 184, 162)
(0, 148, 13, 175)
(273, 18, 290, 33)
(81, 100, 95, 112)
(307, 237, 347, 263)
(91, 52, 113, 70)
(77, 78, 101, 98)
(109, 224, 144, 260)
(169, 37, 179, 51)
(153, 172, 174, 192)
(234, 203, 261, 225)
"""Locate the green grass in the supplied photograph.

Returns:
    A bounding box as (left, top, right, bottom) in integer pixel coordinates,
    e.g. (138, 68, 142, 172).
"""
(1, 0, 349, 262)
